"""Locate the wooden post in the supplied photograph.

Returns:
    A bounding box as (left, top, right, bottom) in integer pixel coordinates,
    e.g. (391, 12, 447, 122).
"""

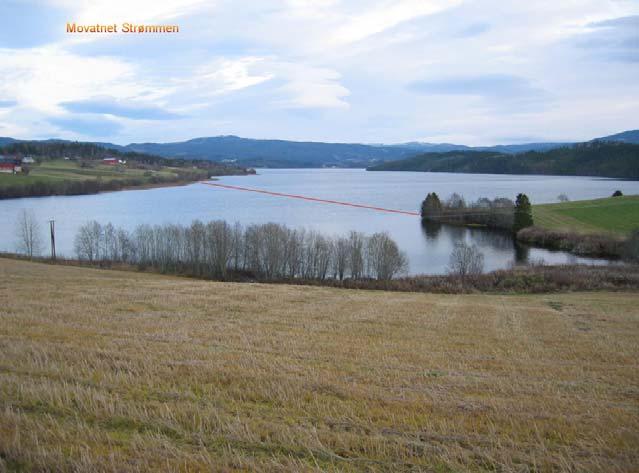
(49, 220, 56, 261)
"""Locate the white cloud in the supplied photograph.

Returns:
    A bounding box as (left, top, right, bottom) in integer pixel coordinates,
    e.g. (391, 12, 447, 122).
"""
(0, 47, 139, 113)
(189, 57, 274, 95)
(329, 0, 462, 45)
(2, 0, 639, 143)
(274, 63, 350, 109)
(47, 0, 212, 23)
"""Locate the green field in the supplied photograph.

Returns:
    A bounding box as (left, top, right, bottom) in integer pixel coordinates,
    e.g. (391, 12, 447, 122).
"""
(533, 195, 639, 235)
(0, 159, 178, 186)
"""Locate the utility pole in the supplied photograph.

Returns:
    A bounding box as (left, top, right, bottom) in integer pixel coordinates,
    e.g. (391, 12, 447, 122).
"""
(49, 219, 56, 261)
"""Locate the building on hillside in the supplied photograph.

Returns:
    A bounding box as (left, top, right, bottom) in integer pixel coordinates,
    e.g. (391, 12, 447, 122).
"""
(102, 157, 119, 165)
(0, 158, 22, 174)
(22, 156, 35, 164)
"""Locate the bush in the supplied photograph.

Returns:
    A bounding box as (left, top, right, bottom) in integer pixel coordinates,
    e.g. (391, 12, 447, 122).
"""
(517, 226, 625, 258)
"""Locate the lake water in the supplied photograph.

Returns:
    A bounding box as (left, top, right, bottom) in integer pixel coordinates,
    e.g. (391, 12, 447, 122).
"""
(1, 169, 638, 275)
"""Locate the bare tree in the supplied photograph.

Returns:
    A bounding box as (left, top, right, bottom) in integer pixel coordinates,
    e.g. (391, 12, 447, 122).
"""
(366, 232, 408, 280)
(15, 209, 43, 258)
(447, 241, 484, 278)
(332, 236, 349, 280)
(348, 231, 366, 279)
(72, 220, 410, 282)
(74, 221, 103, 262)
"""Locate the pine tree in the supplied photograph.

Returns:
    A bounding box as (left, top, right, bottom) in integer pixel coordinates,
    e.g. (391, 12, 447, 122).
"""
(513, 193, 533, 232)
(420, 192, 442, 220)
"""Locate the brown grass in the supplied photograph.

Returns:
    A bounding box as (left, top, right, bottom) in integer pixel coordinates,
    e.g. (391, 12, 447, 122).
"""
(1, 258, 638, 472)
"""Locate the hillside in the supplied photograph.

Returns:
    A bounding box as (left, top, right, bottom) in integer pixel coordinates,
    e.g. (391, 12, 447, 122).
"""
(600, 129, 639, 144)
(533, 195, 639, 235)
(115, 136, 415, 168)
(0, 141, 252, 199)
(1, 129, 637, 168)
(368, 141, 639, 178)
(1, 257, 639, 471)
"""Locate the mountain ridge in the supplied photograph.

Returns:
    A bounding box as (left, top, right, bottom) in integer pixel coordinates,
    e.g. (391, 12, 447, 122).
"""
(1, 129, 637, 168)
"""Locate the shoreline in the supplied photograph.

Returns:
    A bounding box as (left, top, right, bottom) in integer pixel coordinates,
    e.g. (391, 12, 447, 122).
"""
(2, 253, 637, 295)
(0, 175, 248, 200)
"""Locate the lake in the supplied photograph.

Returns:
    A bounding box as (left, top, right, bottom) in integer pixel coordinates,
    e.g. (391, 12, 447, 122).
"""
(1, 169, 638, 275)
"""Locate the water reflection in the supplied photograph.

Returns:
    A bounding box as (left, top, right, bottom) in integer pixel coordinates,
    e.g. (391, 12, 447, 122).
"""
(0, 169, 630, 275)
(419, 220, 609, 272)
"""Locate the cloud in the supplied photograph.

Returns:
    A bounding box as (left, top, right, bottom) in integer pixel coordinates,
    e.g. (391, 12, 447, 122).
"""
(0, 47, 142, 114)
(0, 100, 18, 108)
(61, 96, 181, 120)
(329, 0, 461, 45)
(273, 63, 350, 109)
(408, 74, 544, 99)
(455, 22, 491, 38)
(46, 0, 212, 23)
(0, 1, 67, 48)
(2, 1, 639, 145)
(48, 115, 123, 137)
(577, 15, 639, 62)
(185, 57, 274, 96)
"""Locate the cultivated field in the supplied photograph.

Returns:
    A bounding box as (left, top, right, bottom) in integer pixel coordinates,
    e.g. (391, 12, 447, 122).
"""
(533, 195, 639, 235)
(1, 258, 638, 472)
(0, 159, 178, 186)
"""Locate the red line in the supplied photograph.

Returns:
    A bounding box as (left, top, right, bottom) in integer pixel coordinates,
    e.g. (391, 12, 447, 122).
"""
(200, 181, 420, 216)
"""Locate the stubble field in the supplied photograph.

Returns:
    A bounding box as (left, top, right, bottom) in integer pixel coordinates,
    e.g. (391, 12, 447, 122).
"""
(1, 258, 638, 472)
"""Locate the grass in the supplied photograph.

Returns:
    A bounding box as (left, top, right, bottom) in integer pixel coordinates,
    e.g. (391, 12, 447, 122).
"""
(1, 258, 638, 472)
(0, 159, 178, 187)
(533, 195, 639, 235)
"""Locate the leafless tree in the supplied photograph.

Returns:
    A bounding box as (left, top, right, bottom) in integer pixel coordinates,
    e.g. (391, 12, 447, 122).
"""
(348, 231, 366, 279)
(447, 241, 484, 278)
(72, 220, 410, 282)
(332, 236, 349, 280)
(366, 232, 408, 280)
(15, 209, 43, 258)
(74, 221, 103, 262)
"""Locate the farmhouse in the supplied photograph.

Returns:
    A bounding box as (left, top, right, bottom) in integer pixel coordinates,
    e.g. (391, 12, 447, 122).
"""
(102, 157, 119, 165)
(0, 158, 22, 174)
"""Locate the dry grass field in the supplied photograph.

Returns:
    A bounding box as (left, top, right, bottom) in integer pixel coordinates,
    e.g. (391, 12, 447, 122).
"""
(1, 258, 638, 472)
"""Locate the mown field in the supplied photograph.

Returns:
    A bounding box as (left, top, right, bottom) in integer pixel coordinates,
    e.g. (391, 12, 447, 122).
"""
(1, 258, 638, 472)
(533, 195, 639, 235)
(0, 159, 178, 186)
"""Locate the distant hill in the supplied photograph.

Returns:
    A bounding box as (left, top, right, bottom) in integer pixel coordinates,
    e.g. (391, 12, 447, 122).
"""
(367, 141, 639, 179)
(391, 141, 571, 154)
(598, 130, 639, 144)
(0, 137, 18, 147)
(1, 129, 637, 168)
(111, 136, 415, 168)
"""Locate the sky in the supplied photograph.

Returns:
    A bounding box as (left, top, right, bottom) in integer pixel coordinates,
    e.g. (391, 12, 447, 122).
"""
(0, 0, 638, 146)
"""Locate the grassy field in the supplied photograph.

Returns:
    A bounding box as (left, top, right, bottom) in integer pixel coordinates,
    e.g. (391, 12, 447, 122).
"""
(0, 159, 178, 186)
(533, 195, 639, 235)
(1, 258, 638, 472)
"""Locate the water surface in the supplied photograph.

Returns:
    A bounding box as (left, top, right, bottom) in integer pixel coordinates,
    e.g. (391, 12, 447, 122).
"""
(1, 169, 637, 274)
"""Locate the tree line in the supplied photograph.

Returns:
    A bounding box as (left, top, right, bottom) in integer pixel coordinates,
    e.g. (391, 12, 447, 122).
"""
(0, 169, 209, 199)
(420, 192, 533, 232)
(0, 141, 242, 171)
(368, 140, 639, 179)
(73, 220, 409, 281)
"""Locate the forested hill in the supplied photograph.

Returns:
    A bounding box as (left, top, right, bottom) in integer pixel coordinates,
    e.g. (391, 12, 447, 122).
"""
(367, 141, 639, 179)
(0, 140, 251, 174)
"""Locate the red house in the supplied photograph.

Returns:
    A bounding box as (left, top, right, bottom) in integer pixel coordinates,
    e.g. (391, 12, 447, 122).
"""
(102, 158, 119, 165)
(0, 158, 22, 174)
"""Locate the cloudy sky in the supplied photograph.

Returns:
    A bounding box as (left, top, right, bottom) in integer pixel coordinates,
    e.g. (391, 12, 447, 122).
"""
(0, 0, 638, 145)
